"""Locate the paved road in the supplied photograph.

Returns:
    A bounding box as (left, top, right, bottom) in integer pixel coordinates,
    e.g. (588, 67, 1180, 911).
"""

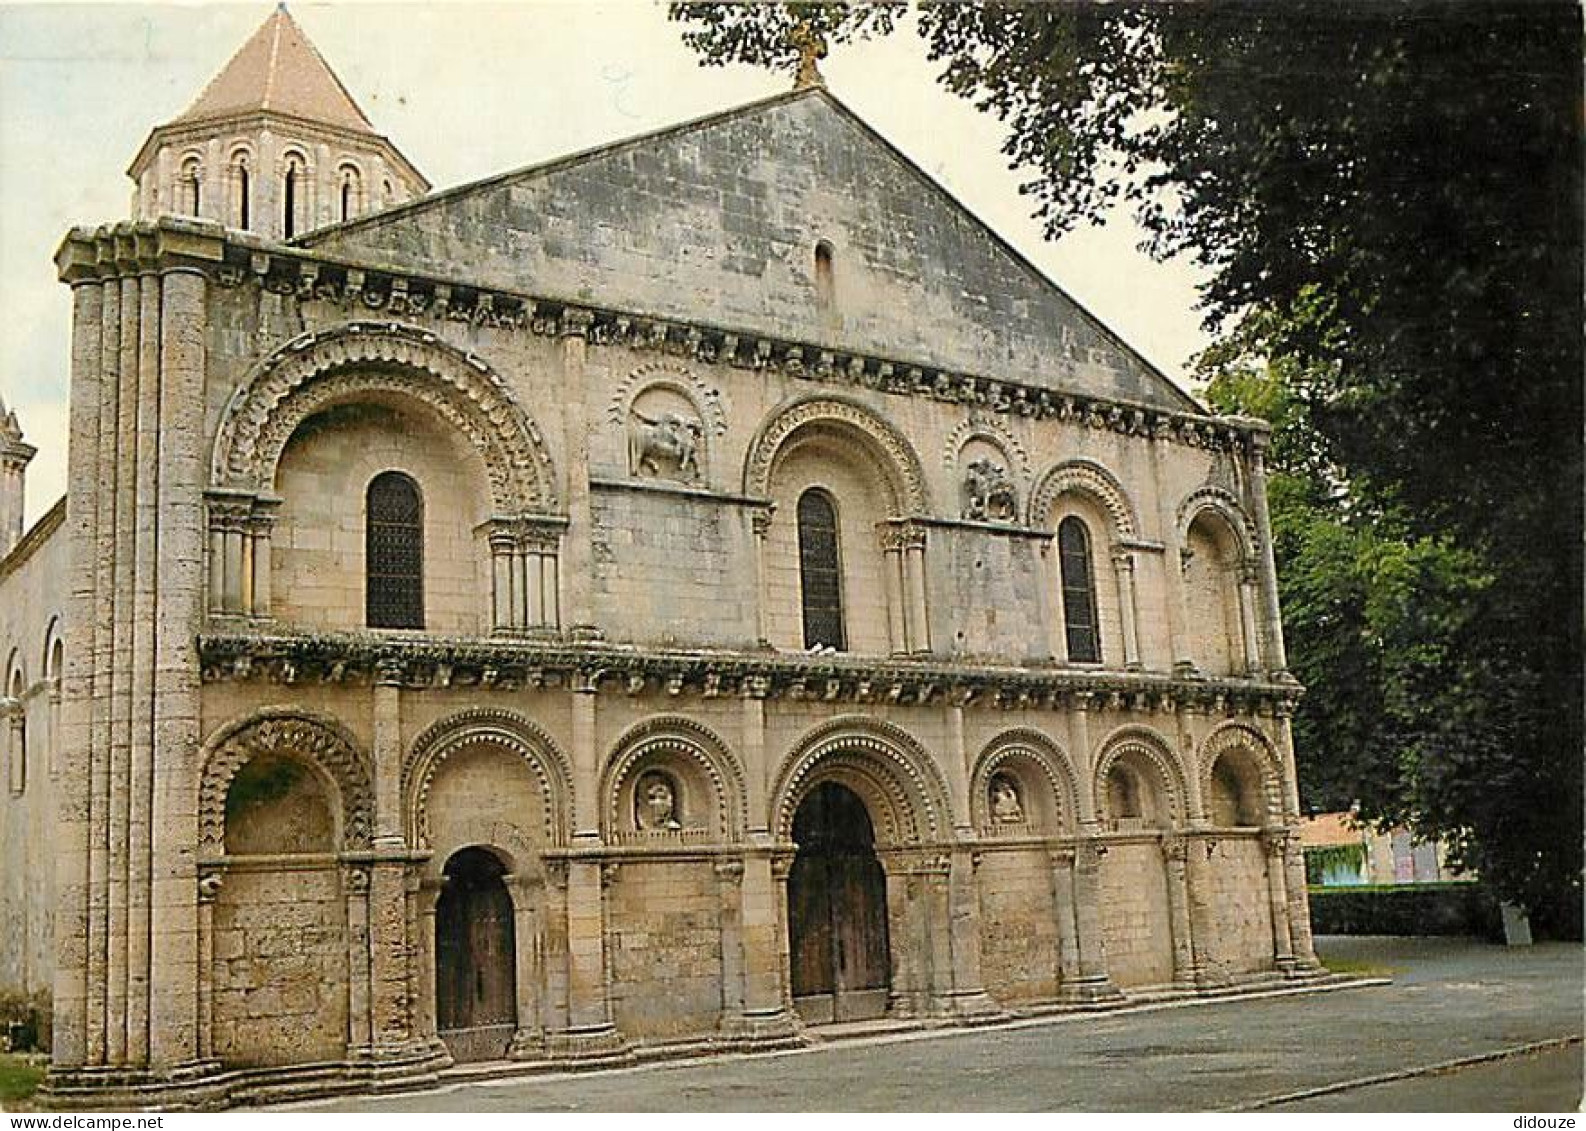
(298, 936, 1583, 1112)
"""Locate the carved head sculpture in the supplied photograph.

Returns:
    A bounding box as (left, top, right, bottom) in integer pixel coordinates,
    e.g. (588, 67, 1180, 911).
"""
(636, 772, 681, 830)
(990, 774, 1025, 824)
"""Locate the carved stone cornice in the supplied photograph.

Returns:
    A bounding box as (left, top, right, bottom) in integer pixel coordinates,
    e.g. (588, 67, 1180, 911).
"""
(55, 218, 226, 285)
(163, 234, 1267, 454)
(195, 628, 1304, 716)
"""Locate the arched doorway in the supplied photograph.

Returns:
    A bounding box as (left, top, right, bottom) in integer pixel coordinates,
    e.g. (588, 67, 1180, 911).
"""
(787, 781, 891, 1024)
(435, 847, 517, 1062)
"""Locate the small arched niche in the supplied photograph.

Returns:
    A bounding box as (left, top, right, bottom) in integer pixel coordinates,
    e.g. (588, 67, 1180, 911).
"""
(1102, 751, 1169, 832)
(608, 739, 723, 842)
(1208, 747, 1270, 828)
(224, 751, 337, 855)
(957, 436, 1020, 523)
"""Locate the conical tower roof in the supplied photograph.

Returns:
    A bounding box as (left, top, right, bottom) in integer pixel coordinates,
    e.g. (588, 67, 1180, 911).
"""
(173, 6, 375, 133)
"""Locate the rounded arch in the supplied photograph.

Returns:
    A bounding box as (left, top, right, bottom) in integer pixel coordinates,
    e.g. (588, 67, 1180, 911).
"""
(1028, 459, 1140, 540)
(1199, 721, 1287, 824)
(211, 322, 558, 514)
(404, 708, 574, 848)
(744, 395, 930, 516)
(771, 716, 951, 845)
(600, 715, 747, 840)
(4, 647, 23, 697)
(607, 360, 728, 438)
(41, 617, 62, 684)
(970, 727, 1080, 834)
(1093, 724, 1188, 827)
(1176, 486, 1258, 564)
(197, 708, 373, 854)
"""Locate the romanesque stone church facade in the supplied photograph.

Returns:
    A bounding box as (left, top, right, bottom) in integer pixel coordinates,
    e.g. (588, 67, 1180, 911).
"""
(0, 10, 1320, 1107)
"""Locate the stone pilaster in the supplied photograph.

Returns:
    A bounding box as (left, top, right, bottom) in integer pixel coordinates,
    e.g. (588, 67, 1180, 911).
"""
(558, 309, 600, 641)
(735, 845, 798, 1046)
(942, 848, 1000, 1020)
(1246, 432, 1290, 676)
(1262, 828, 1297, 974)
(1069, 839, 1119, 1000)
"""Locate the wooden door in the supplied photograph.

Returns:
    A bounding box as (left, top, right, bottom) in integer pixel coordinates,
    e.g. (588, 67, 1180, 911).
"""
(436, 847, 517, 1061)
(788, 782, 891, 1022)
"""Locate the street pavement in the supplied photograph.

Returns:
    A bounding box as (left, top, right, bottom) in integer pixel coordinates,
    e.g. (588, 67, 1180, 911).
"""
(295, 936, 1583, 1112)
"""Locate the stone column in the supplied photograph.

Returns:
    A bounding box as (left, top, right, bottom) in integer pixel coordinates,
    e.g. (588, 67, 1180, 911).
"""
(551, 857, 625, 1061)
(1282, 831, 1319, 970)
(1068, 692, 1097, 826)
(489, 527, 515, 631)
(248, 504, 276, 618)
(769, 852, 798, 1015)
(123, 270, 165, 1066)
(943, 848, 999, 1019)
(367, 667, 413, 1053)
(714, 858, 746, 1033)
(1070, 839, 1118, 1000)
(903, 524, 931, 654)
(879, 525, 907, 655)
(413, 877, 445, 1054)
(1161, 836, 1199, 988)
(52, 271, 100, 1070)
(1112, 550, 1143, 670)
(1246, 434, 1290, 675)
(504, 874, 544, 1058)
(105, 273, 140, 1068)
(737, 846, 797, 1045)
(345, 866, 373, 1052)
(1184, 834, 1227, 988)
(85, 273, 121, 1069)
(1262, 829, 1297, 973)
(879, 855, 921, 1017)
(194, 872, 220, 1063)
(751, 510, 773, 648)
(1048, 848, 1083, 1000)
(558, 309, 601, 641)
(1238, 567, 1263, 675)
(147, 263, 212, 1072)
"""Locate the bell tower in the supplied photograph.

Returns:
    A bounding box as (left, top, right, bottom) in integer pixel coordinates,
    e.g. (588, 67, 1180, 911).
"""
(125, 5, 429, 239)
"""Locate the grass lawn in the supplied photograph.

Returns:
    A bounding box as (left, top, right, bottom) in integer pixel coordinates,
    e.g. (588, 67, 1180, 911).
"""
(0, 1054, 45, 1107)
(1320, 955, 1395, 978)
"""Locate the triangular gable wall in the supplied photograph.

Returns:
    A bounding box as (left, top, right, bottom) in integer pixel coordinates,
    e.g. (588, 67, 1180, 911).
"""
(306, 88, 1197, 410)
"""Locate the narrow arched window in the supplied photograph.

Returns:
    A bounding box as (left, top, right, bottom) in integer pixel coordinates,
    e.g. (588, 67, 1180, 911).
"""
(341, 180, 353, 221)
(182, 159, 202, 216)
(1058, 516, 1101, 663)
(283, 157, 302, 238)
(797, 488, 845, 651)
(366, 471, 424, 629)
(814, 240, 836, 310)
(234, 158, 252, 229)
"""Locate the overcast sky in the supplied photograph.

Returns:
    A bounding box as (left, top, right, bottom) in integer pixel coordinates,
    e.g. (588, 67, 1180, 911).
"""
(0, 1, 1211, 526)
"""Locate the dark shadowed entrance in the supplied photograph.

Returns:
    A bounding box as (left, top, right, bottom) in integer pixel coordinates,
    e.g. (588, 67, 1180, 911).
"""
(436, 846, 516, 1061)
(788, 781, 891, 1024)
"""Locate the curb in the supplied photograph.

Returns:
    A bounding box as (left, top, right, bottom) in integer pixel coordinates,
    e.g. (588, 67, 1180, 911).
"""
(1232, 1034, 1585, 1111)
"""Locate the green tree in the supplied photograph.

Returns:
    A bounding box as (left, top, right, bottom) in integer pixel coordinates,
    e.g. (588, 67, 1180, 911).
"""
(673, 2, 1584, 925)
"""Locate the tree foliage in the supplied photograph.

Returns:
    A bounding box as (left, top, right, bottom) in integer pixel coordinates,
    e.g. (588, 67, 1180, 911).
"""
(672, 2, 1584, 922)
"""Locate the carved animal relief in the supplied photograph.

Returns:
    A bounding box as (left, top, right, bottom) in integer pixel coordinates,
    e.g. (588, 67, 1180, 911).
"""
(629, 409, 704, 482)
(962, 457, 1019, 523)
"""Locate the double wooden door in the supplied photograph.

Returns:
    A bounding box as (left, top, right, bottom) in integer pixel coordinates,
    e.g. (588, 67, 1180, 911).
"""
(435, 847, 517, 1061)
(788, 782, 891, 1023)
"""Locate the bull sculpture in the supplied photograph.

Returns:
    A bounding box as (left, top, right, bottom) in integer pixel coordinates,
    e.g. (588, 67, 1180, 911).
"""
(630, 410, 704, 482)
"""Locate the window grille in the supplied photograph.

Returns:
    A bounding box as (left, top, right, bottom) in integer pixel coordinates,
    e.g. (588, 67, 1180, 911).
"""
(1058, 516, 1101, 663)
(797, 489, 846, 651)
(366, 471, 425, 629)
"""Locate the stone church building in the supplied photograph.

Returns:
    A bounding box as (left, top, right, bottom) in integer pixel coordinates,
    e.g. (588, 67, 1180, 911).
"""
(0, 9, 1320, 1107)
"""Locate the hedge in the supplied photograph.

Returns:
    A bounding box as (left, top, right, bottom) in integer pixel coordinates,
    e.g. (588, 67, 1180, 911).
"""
(1306, 882, 1501, 939)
